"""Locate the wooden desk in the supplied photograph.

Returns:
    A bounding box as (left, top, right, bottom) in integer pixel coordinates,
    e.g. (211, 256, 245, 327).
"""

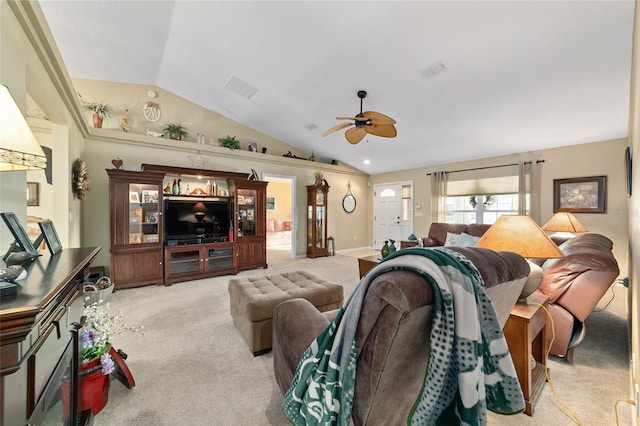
(503, 292, 549, 416)
(357, 254, 381, 278)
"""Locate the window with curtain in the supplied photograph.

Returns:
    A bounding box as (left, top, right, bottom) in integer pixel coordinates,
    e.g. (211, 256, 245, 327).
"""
(443, 164, 529, 224)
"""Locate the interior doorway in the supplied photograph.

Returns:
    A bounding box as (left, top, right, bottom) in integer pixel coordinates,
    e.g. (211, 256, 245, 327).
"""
(262, 173, 296, 260)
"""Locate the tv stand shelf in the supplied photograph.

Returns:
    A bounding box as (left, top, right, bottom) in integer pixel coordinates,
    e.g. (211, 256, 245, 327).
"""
(164, 242, 236, 285)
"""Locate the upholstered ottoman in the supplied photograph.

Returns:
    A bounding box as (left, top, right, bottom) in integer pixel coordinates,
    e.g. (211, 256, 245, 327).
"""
(228, 271, 344, 355)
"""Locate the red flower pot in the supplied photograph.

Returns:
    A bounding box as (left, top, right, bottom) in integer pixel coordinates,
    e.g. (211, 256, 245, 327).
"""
(80, 358, 110, 415)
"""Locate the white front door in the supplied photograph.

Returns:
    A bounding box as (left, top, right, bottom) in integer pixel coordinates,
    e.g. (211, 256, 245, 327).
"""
(374, 183, 405, 250)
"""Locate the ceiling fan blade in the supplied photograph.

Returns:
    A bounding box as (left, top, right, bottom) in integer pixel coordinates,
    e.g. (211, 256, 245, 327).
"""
(345, 127, 367, 144)
(362, 111, 396, 125)
(366, 123, 397, 138)
(322, 122, 352, 137)
(336, 116, 365, 122)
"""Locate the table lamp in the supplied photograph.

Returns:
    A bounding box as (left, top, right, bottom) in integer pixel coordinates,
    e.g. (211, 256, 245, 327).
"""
(541, 212, 588, 243)
(0, 85, 47, 171)
(476, 215, 564, 301)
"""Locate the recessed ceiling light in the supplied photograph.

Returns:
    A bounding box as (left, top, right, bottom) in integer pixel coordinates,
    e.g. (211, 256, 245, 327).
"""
(363, 159, 371, 165)
(304, 123, 318, 131)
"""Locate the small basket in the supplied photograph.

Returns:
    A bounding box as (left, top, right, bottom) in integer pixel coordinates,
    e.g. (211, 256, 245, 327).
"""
(83, 277, 114, 306)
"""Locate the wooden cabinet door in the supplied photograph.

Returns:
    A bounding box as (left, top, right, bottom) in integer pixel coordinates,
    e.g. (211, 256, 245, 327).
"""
(111, 248, 163, 289)
(236, 238, 266, 271)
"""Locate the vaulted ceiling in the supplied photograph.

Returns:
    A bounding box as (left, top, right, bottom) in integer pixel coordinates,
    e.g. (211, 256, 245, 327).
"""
(38, 1, 635, 174)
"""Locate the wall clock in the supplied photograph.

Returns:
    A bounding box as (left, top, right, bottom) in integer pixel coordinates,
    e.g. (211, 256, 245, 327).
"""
(72, 158, 91, 200)
(342, 182, 356, 213)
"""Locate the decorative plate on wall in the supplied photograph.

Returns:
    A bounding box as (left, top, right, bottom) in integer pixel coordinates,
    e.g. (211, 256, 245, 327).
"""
(72, 158, 91, 199)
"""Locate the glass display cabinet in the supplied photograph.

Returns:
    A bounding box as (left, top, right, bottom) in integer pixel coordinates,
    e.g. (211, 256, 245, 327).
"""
(307, 179, 330, 258)
(107, 169, 166, 289)
(233, 180, 268, 271)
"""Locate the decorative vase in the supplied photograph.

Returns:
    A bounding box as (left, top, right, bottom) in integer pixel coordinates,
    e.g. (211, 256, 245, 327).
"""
(80, 357, 110, 415)
(92, 114, 103, 129)
(381, 241, 390, 258)
(388, 239, 397, 255)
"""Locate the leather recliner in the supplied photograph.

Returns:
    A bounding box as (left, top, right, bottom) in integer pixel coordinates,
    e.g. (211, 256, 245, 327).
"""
(536, 233, 620, 363)
(272, 247, 533, 425)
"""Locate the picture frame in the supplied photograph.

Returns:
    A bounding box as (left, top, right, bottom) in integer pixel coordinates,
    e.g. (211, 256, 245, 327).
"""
(247, 209, 255, 220)
(244, 197, 254, 205)
(247, 141, 258, 152)
(129, 191, 140, 203)
(27, 182, 39, 206)
(0, 212, 38, 257)
(625, 146, 632, 197)
(553, 176, 607, 213)
(266, 196, 276, 211)
(238, 195, 245, 205)
(146, 212, 158, 223)
(38, 220, 63, 255)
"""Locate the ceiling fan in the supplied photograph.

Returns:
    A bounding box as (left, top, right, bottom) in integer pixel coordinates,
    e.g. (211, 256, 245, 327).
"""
(322, 90, 397, 145)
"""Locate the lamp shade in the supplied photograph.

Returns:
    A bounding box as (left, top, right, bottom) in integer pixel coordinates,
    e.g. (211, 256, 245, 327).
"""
(476, 215, 564, 259)
(541, 212, 588, 233)
(0, 85, 47, 171)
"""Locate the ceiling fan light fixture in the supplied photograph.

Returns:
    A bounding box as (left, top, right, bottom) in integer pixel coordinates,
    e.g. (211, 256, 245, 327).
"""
(322, 90, 397, 144)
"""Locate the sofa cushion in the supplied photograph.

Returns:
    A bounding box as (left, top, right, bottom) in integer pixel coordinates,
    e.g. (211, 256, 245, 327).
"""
(428, 223, 468, 246)
(454, 232, 480, 247)
(444, 232, 460, 246)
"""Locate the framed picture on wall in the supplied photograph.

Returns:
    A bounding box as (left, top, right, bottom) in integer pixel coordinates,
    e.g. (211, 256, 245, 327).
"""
(553, 176, 607, 213)
(266, 196, 275, 211)
(27, 182, 39, 206)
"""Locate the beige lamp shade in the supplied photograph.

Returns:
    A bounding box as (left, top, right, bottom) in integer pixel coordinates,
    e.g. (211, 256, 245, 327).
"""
(541, 212, 588, 233)
(0, 85, 47, 171)
(476, 215, 564, 259)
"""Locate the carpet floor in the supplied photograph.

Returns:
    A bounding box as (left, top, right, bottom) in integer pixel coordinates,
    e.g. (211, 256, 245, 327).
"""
(94, 249, 631, 425)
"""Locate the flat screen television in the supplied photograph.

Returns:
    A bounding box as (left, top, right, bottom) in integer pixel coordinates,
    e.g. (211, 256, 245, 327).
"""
(164, 198, 232, 244)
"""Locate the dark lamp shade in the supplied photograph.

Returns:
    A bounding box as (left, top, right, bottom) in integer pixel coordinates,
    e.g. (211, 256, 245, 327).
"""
(541, 212, 588, 233)
(192, 202, 208, 213)
(476, 215, 564, 259)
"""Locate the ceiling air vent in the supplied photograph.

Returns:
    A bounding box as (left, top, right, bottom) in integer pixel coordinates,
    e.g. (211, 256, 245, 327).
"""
(419, 60, 447, 80)
(224, 76, 258, 99)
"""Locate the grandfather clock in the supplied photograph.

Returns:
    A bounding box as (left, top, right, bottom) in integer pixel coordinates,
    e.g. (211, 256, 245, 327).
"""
(307, 179, 330, 258)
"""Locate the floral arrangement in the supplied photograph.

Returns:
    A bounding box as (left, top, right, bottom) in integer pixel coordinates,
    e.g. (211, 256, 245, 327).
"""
(82, 98, 114, 118)
(81, 303, 124, 375)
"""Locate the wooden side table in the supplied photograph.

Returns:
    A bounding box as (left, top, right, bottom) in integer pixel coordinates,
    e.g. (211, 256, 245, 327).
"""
(503, 292, 549, 416)
(400, 240, 418, 249)
(357, 254, 381, 278)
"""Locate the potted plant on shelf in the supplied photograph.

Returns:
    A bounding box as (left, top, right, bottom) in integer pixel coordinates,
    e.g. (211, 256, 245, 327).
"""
(218, 135, 241, 150)
(83, 99, 113, 129)
(163, 122, 189, 141)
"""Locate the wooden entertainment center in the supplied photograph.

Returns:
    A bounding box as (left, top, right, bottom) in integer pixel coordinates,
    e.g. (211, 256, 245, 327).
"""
(107, 164, 268, 288)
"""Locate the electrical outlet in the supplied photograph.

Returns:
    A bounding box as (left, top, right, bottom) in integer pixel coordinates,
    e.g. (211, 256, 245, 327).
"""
(623, 277, 630, 288)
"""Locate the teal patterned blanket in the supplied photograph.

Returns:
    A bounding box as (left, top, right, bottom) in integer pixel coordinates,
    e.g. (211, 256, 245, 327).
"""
(283, 247, 525, 425)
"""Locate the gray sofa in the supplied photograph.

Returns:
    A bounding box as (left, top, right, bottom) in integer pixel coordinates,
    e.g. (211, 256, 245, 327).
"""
(272, 246, 533, 424)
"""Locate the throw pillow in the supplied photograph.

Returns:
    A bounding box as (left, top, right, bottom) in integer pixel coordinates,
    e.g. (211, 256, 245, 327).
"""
(444, 232, 460, 246)
(454, 232, 481, 247)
